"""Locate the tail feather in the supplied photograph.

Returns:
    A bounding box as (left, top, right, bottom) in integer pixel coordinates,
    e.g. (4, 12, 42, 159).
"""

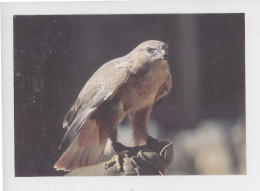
(54, 120, 107, 171)
(54, 135, 106, 171)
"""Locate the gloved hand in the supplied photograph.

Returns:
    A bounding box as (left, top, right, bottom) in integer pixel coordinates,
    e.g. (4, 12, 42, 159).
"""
(65, 136, 174, 176)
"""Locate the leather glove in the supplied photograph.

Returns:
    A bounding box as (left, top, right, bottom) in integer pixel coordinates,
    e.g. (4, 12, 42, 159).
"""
(65, 136, 174, 176)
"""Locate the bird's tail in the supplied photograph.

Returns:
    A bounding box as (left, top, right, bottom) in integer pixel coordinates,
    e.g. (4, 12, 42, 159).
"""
(54, 121, 107, 171)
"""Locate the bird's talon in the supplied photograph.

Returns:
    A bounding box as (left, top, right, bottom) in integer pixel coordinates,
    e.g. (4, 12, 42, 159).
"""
(105, 155, 116, 169)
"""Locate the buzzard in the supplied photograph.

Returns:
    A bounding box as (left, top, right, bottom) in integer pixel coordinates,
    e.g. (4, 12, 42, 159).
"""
(54, 40, 172, 171)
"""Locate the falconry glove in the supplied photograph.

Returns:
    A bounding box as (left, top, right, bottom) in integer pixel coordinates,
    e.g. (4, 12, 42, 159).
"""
(65, 137, 174, 176)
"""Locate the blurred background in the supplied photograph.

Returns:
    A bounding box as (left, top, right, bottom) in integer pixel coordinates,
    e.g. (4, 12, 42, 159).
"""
(14, 14, 245, 176)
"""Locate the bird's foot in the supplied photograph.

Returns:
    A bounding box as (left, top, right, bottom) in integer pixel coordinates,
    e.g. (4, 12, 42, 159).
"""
(105, 142, 130, 173)
(105, 151, 129, 173)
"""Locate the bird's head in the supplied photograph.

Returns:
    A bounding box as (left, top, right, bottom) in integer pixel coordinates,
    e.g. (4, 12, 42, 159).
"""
(129, 40, 169, 64)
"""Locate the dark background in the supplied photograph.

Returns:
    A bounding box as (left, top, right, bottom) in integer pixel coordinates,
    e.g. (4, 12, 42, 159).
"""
(14, 14, 245, 176)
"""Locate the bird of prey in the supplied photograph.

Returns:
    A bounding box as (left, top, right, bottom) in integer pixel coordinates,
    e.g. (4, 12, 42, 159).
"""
(54, 40, 172, 171)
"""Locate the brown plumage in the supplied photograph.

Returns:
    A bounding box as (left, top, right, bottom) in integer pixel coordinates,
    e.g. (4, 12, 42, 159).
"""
(54, 40, 172, 171)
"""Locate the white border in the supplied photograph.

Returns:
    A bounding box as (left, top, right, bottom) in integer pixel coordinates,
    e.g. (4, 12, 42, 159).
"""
(2, 1, 260, 191)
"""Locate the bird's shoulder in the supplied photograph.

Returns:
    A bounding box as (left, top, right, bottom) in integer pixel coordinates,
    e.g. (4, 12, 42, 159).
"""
(79, 56, 130, 95)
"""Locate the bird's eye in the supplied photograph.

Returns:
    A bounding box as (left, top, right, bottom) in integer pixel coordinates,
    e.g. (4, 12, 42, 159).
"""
(147, 47, 155, 54)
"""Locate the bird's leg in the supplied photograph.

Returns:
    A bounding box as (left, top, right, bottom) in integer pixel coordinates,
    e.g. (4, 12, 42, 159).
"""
(104, 125, 117, 155)
(129, 105, 153, 145)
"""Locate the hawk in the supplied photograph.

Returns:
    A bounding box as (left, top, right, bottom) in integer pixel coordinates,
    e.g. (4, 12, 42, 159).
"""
(54, 40, 172, 171)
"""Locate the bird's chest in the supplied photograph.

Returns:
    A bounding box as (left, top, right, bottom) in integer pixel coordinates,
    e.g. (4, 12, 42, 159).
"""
(119, 62, 168, 112)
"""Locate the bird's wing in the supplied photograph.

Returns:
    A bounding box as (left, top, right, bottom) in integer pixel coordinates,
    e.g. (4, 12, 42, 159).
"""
(154, 71, 172, 106)
(59, 61, 130, 149)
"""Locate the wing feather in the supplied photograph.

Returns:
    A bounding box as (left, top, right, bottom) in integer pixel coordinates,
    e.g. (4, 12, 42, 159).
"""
(59, 60, 130, 149)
